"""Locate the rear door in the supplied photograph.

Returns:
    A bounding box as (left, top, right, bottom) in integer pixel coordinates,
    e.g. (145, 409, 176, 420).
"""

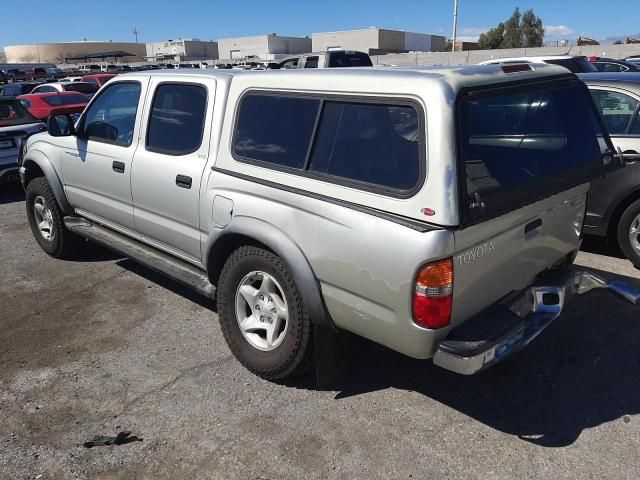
(451, 78, 615, 325)
(131, 77, 215, 261)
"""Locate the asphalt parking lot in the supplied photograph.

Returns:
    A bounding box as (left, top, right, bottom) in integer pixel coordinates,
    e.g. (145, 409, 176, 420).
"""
(1, 181, 639, 480)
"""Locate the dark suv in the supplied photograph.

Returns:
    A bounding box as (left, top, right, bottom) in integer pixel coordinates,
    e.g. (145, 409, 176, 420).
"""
(586, 57, 640, 73)
(578, 73, 640, 266)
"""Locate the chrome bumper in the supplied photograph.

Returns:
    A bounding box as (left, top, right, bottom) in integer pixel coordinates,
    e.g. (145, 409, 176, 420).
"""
(433, 269, 640, 375)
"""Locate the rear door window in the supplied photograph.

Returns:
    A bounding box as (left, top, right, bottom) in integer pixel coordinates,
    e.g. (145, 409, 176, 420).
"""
(589, 89, 639, 134)
(327, 52, 373, 68)
(146, 83, 207, 155)
(459, 80, 613, 222)
(304, 56, 319, 68)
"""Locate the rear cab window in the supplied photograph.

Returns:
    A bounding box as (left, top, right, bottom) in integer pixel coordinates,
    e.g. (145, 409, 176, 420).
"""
(232, 92, 423, 196)
(458, 78, 615, 223)
(327, 52, 373, 68)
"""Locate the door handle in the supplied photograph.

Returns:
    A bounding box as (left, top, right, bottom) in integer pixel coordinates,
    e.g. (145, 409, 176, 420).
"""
(112, 161, 125, 173)
(176, 174, 192, 189)
(524, 218, 542, 234)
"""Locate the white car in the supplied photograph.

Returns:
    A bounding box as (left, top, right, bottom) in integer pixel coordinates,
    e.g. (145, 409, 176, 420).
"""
(30, 82, 99, 97)
(479, 55, 597, 73)
(58, 77, 83, 83)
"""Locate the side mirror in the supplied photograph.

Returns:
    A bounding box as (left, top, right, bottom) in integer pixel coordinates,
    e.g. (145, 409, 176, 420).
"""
(47, 114, 76, 137)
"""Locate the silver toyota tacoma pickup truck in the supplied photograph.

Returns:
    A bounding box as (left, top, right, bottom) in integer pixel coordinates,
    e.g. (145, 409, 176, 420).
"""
(19, 65, 639, 381)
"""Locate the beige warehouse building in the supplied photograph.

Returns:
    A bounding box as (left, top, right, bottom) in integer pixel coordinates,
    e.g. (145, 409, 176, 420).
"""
(4, 41, 147, 63)
(217, 33, 311, 61)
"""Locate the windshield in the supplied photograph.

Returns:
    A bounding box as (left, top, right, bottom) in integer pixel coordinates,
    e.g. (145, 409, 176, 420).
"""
(65, 83, 99, 94)
(0, 98, 39, 127)
(42, 94, 89, 106)
(327, 52, 373, 68)
(458, 79, 614, 222)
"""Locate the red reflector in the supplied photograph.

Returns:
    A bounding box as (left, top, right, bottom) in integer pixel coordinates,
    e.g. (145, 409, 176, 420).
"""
(412, 294, 452, 329)
(501, 64, 533, 73)
(421, 207, 436, 216)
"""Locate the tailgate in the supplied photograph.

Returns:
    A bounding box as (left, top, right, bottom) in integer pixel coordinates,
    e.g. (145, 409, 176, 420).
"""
(451, 185, 586, 327)
(450, 77, 616, 327)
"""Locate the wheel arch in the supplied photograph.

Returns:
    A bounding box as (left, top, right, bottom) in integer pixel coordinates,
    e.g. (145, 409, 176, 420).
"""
(21, 150, 73, 216)
(606, 187, 640, 240)
(205, 217, 335, 329)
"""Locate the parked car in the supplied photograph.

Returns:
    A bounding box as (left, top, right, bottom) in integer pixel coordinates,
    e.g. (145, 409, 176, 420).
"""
(30, 82, 99, 97)
(116, 65, 133, 73)
(58, 77, 83, 83)
(44, 67, 67, 81)
(586, 57, 640, 73)
(100, 64, 118, 73)
(276, 50, 373, 69)
(5, 69, 27, 82)
(81, 74, 117, 87)
(577, 72, 640, 266)
(24, 67, 49, 81)
(0, 97, 46, 183)
(17, 92, 89, 120)
(480, 55, 597, 73)
(0, 82, 43, 97)
(77, 65, 101, 74)
(18, 65, 639, 382)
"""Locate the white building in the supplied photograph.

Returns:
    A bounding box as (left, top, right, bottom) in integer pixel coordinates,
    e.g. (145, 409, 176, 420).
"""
(217, 33, 312, 61)
(145, 39, 218, 62)
(312, 28, 447, 55)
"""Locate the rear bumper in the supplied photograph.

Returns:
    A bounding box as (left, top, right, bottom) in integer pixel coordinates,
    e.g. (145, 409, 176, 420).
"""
(433, 269, 639, 375)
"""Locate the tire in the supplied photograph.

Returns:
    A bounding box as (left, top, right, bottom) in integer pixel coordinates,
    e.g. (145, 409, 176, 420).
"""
(217, 246, 314, 380)
(25, 177, 81, 259)
(617, 198, 640, 268)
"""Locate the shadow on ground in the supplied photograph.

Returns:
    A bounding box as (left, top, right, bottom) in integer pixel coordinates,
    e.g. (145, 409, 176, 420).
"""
(581, 235, 626, 260)
(0, 181, 25, 204)
(115, 255, 640, 448)
(61, 231, 640, 449)
(331, 266, 640, 448)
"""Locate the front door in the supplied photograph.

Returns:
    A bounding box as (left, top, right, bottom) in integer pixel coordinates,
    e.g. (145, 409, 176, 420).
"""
(60, 80, 147, 231)
(131, 78, 215, 261)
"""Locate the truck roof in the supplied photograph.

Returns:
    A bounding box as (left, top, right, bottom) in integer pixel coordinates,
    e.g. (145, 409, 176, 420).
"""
(118, 63, 572, 97)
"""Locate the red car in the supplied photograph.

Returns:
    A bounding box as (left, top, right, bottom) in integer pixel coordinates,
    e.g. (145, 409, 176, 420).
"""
(16, 91, 90, 120)
(81, 74, 117, 87)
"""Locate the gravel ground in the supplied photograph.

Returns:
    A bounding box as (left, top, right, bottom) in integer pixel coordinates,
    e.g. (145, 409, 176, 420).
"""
(1, 182, 639, 480)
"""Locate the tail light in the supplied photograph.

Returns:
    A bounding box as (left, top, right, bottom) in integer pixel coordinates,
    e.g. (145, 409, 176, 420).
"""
(412, 258, 453, 329)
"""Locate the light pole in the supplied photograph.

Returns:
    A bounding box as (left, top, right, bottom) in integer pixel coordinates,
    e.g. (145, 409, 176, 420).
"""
(451, 0, 459, 52)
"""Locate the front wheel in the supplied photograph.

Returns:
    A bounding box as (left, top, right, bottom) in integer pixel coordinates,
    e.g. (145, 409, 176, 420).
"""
(25, 177, 81, 258)
(617, 199, 640, 268)
(217, 246, 314, 380)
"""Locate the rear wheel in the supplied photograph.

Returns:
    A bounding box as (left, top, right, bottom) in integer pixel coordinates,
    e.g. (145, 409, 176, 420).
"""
(617, 199, 640, 268)
(25, 177, 81, 258)
(217, 246, 313, 380)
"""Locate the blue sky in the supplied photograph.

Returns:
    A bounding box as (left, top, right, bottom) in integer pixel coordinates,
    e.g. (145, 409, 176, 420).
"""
(1, 0, 638, 48)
